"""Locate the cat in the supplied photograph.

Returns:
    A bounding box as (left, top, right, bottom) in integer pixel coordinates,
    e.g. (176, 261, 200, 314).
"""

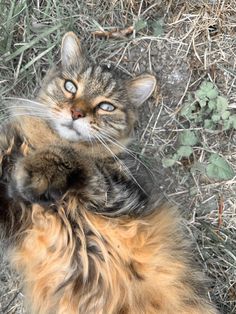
(0, 32, 219, 314)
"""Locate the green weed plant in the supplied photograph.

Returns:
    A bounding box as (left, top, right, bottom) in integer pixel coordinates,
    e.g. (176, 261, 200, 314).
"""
(162, 81, 235, 181)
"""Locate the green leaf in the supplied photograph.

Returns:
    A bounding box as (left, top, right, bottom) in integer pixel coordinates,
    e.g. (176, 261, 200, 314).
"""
(216, 96, 228, 112)
(212, 114, 220, 122)
(208, 99, 216, 110)
(179, 130, 198, 146)
(205, 107, 212, 114)
(200, 81, 214, 92)
(206, 88, 218, 99)
(223, 119, 232, 130)
(194, 115, 203, 123)
(177, 146, 193, 157)
(151, 18, 164, 37)
(206, 154, 235, 180)
(134, 19, 147, 32)
(197, 81, 218, 100)
(221, 111, 230, 120)
(204, 119, 215, 129)
(180, 103, 196, 120)
(195, 90, 207, 100)
(229, 114, 236, 129)
(199, 99, 207, 107)
(173, 153, 179, 161)
(162, 157, 176, 168)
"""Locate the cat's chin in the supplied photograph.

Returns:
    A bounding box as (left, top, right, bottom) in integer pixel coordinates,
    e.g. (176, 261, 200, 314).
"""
(55, 124, 87, 142)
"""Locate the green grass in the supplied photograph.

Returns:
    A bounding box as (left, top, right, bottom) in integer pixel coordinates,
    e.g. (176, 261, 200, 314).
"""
(0, 0, 236, 313)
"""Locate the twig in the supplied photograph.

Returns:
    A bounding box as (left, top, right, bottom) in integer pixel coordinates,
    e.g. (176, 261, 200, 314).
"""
(217, 194, 224, 231)
(92, 26, 134, 39)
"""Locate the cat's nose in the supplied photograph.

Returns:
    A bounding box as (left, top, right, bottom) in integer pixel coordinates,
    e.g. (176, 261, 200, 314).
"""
(71, 108, 85, 120)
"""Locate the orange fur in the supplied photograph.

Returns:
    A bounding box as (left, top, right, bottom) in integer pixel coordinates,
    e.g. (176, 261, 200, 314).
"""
(9, 199, 218, 314)
(0, 32, 218, 313)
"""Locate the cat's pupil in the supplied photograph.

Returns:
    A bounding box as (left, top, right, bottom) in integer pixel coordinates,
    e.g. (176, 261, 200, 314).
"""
(98, 102, 115, 112)
(64, 80, 77, 94)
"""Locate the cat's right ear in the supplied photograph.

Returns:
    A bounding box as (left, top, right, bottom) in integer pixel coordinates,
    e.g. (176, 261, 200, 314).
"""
(126, 74, 156, 107)
(61, 32, 85, 69)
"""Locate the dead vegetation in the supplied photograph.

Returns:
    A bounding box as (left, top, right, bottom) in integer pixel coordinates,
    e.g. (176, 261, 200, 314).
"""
(0, 0, 235, 313)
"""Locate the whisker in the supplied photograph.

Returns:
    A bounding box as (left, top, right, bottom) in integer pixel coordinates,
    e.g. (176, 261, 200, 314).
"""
(1, 98, 60, 117)
(92, 127, 155, 179)
(94, 133, 118, 164)
(2, 105, 56, 115)
(104, 136, 154, 179)
(93, 132, 147, 195)
(0, 99, 60, 123)
(0, 112, 58, 124)
(3, 97, 50, 108)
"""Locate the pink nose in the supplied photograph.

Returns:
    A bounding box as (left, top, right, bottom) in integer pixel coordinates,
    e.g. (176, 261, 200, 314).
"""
(71, 108, 85, 120)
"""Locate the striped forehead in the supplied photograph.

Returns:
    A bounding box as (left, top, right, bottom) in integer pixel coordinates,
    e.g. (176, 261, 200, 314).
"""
(81, 66, 117, 96)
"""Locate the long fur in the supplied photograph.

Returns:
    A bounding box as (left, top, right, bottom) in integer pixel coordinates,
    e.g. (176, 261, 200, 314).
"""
(10, 201, 216, 314)
(0, 32, 219, 314)
(0, 126, 219, 314)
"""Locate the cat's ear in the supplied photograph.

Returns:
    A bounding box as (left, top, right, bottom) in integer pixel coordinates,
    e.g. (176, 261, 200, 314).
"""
(61, 32, 85, 68)
(127, 75, 156, 106)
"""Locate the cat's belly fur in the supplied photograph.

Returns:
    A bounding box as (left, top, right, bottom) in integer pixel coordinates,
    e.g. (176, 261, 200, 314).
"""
(9, 202, 217, 314)
(0, 125, 218, 313)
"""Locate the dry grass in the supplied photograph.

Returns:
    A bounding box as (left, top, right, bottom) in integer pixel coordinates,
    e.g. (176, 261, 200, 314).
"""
(0, 0, 235, 313)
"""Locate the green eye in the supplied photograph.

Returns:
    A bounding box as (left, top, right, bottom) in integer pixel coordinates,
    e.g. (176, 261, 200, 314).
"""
(98, 102, 115, 112)
(64, 80, 77, 94)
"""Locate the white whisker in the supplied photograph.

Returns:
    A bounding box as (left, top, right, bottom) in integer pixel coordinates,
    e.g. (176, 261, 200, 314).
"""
(0, 98, 61, 123)
(3, 97, 50, 108)
(93, 132, 147, 195)
(92, 127, 155, 179)
(0, 112, 58, 124)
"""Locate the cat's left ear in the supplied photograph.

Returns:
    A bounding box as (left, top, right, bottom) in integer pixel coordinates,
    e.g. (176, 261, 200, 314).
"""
(61, 32, 85, 69)
(126, 74, 156, 107)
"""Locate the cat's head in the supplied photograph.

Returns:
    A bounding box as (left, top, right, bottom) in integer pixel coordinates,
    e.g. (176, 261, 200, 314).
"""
(37, 32, 156, 149)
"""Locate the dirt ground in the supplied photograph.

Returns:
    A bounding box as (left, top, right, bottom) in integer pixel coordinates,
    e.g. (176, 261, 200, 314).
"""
(0, 1, 235, 313)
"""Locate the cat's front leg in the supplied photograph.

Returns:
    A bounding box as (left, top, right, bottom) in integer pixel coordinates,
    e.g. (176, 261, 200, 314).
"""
(11, 146, 89, 203)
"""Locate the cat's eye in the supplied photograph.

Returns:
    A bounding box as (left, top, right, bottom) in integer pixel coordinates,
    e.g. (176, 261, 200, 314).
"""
(64, 80, 77, 94)
(97, 102, 115, 112)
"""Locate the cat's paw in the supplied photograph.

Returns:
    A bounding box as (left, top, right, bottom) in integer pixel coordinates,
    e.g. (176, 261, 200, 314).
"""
(11, 150, 75, 203)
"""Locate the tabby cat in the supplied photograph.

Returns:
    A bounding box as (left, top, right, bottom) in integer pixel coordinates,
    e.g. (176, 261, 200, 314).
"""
(0, 32, 218, 314)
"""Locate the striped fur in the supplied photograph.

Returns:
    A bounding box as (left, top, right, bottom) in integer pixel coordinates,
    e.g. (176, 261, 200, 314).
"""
(0, 32, 218, 313)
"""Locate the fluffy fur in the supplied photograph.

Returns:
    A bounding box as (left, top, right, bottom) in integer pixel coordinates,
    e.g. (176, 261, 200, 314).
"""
(0, 32, 218, 313)
(10, 202, 216, 314)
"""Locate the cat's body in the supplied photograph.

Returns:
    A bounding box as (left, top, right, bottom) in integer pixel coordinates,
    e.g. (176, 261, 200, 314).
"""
(0, 33, 218, 313)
